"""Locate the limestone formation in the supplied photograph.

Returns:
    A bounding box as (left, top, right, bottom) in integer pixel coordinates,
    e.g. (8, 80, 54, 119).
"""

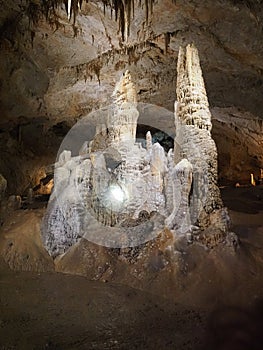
(171, 43, 227, 233)
(165, 159, 193, 235)
(91, 70, 139, 151)
(42, 51, 232, 256)
(42, 71, 166, 254)
(176, 45, 212, 131)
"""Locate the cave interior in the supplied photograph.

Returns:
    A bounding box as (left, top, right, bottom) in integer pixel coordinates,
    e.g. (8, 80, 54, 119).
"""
(0, 1, 263, 349)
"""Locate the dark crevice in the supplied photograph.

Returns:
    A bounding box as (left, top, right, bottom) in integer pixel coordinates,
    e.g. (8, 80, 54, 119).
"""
(52, 121, 71, 137)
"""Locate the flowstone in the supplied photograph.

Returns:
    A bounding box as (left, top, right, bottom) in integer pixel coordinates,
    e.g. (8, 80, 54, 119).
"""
(42, 46, 233, 257)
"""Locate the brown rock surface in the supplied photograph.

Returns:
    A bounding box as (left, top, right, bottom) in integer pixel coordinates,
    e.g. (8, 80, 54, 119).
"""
(0, 268, 207, 350)
(0, 209, 54, 272)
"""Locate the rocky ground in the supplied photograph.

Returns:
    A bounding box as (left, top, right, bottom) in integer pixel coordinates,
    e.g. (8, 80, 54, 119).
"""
(0, 266, 208, 350)
(0, 186, 263, 349)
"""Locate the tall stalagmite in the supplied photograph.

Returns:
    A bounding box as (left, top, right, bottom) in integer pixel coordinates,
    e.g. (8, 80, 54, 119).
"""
(173, 44, 227, 231)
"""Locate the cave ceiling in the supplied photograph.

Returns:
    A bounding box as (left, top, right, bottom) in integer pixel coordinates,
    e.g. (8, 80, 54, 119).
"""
(1, 0, 263, 128)
(0, 0, 263, 193)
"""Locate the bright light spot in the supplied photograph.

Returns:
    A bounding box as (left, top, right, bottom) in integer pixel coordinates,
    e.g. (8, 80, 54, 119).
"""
(251, 173, 256, 186)
(109, 185, 125, 203)
(101, 184, 128, 212)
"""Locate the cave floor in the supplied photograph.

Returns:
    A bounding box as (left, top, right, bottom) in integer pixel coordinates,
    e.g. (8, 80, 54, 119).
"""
(0, 267, 207, 350)
(0, 186, 263, 349)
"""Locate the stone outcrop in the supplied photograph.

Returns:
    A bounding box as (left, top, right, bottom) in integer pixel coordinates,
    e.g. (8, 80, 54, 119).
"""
(165, 159, 193, 235)
(176, 45, 212, 131)
(91, 70, 139, 150)
(42, 71, 167, 255)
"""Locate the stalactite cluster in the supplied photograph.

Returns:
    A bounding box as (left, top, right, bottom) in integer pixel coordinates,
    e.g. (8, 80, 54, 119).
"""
(101, 1, 156, 40)
(66, 39, 152, 83)
(24, 1, 89, 38)
(24, 0, 177, 41)
(63, 29, 179, 83)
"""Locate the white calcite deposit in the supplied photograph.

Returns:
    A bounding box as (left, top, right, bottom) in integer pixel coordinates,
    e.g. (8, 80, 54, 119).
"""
(42, 45, 232, 256)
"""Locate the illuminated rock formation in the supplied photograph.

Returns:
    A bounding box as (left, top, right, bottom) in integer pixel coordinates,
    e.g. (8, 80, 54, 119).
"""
(176, 44, 212, 131)
(42, 51, 233, 256)
(91, 70, 139, 151)
(165, 159, 193, 235)
(42, 71, 167, 255)
(168, 43, 228, 234)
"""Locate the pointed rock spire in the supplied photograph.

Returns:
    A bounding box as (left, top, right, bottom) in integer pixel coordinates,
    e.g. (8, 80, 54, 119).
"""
(174, 43, 225, 231)
(146, 131, 152, 150)
(112, 70, 137, 106)
(176, 44, 212, 131)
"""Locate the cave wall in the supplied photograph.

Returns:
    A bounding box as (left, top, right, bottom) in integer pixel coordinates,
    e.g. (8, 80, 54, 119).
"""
(0, 0, 263, 193)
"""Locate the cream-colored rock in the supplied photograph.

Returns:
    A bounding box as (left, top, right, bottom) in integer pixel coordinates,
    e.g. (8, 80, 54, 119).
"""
(91, 71, 139, 148)
(176, 44, 212, 131)
(146, 131, 153, 150)
(165, 158, 193, 235)
(173, 44, 226, 231)
(42, 72, 168, 254)
(43, 52, 237, 255)
(112, 70, 138, 106)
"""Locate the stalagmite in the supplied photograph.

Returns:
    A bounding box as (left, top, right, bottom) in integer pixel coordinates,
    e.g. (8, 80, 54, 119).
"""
(42, 71, 166, 253)
(165, 159, 193, 234)
(173, 43, 227, 231)
(251, 173, 256, 186)
(146, 131, 152, 150)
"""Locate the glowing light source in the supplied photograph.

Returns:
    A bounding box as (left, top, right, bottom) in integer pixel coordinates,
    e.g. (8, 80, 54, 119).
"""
(108, 185, 125, 203)
(250, 173, 256, 186)
(101, 184, 128, 212)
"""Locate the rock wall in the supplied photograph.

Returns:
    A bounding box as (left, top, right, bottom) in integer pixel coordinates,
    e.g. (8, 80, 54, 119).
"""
(211, 107, 263, 184)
